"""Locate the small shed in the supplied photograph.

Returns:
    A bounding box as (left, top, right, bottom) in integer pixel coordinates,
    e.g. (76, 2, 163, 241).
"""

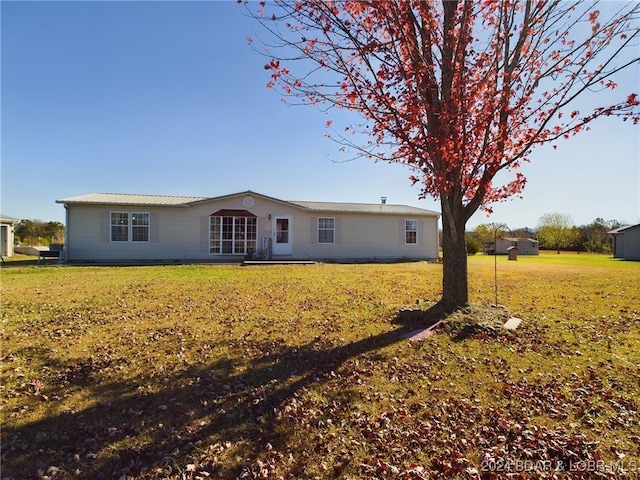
(0, 214, 19, 258)
(609, 224, 640, 260)
(507, 246, 518, 260)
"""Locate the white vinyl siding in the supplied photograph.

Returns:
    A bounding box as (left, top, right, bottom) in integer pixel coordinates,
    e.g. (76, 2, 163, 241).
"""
(297, 214, 439, 260)
(317, 217, 335, 244)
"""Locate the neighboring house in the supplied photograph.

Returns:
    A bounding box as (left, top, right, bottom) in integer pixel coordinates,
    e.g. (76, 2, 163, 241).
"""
(483, 237, 539, 255)
(609, 224, 640, 260)
(55, 191, 440, 263)
(0, 214, 18, 258)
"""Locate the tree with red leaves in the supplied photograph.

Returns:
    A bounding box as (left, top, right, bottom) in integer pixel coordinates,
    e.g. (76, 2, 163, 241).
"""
(243, 0, 639, 309)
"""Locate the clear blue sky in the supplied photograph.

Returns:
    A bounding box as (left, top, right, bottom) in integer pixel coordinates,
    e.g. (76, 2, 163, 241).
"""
(2, 1, 638, 230)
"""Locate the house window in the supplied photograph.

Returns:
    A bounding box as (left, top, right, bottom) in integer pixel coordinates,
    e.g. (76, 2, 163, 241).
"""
(111, 212, 129, 242)
(405, 219, 418, 244)
(131, 213, 150, 242)
(318, 217, 335, 244)
(111, 212, 149, 242)
(210, 215, 257, 254)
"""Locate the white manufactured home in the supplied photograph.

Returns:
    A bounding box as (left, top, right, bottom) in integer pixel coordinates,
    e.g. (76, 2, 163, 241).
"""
(56, 191, 440, 263)
(496, 237, 539, 255)
(483, 237, 539, 255)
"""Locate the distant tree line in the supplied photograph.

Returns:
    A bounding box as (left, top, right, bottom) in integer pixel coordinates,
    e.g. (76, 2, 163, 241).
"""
(14, 219, 64, 247)
(466, 214, 622, 255)
(576, 217, 622, 254)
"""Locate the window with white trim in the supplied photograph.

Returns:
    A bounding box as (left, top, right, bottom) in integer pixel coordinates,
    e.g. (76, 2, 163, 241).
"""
(111, 212, 149, 242)
(317, 217, 335, 244)
(405, 219, 418, 244)
(210, 215, 257, 254)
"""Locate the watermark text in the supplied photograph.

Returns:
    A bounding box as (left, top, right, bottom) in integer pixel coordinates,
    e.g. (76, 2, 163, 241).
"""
(481, 458, 638, 473)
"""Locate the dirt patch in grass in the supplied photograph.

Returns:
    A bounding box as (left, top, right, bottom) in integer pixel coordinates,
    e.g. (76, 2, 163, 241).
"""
(1, 259, 638, 479)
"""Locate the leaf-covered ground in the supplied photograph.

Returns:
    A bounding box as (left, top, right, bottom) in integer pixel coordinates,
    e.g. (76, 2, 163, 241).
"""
(1, 255, 638, 479)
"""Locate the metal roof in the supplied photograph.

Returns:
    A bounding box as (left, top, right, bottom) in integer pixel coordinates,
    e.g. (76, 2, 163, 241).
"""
(609, 224, 640, 234)
(288, 200, 439, 216)
(56, 191, 440, 216)
(56, 193, 209, 206)
(0, 214, 20, 223)
(502, 237, 538, 242)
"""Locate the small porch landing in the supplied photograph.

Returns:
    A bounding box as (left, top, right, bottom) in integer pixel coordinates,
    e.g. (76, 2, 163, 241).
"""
(243, 260, 316, 265)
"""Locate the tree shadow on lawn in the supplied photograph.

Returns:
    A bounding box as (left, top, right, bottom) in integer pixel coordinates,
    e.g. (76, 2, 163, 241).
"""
(2, 306, 448, 479)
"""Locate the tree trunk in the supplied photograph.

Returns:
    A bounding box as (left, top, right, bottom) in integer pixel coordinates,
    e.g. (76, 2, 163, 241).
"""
(440, 197, 469, 309)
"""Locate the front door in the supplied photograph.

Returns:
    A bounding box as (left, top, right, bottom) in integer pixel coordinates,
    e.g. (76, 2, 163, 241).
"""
(272, 215, 292, 255)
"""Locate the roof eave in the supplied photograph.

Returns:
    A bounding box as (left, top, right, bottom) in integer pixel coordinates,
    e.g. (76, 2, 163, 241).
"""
(56, 200, 195, 208)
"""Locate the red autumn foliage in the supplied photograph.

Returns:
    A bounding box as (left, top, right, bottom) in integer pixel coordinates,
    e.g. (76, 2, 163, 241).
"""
(243, 0, 639, 307)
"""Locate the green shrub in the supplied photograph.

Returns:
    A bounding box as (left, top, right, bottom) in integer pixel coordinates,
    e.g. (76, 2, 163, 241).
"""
(466, 236, 481, 255)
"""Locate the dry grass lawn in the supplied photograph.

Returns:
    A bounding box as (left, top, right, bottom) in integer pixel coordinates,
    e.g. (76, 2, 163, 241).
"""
(1, 254, 638, 479)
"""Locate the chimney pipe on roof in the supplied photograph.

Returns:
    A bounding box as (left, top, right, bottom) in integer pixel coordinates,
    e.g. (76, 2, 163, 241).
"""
(381, 196, 387, 204)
